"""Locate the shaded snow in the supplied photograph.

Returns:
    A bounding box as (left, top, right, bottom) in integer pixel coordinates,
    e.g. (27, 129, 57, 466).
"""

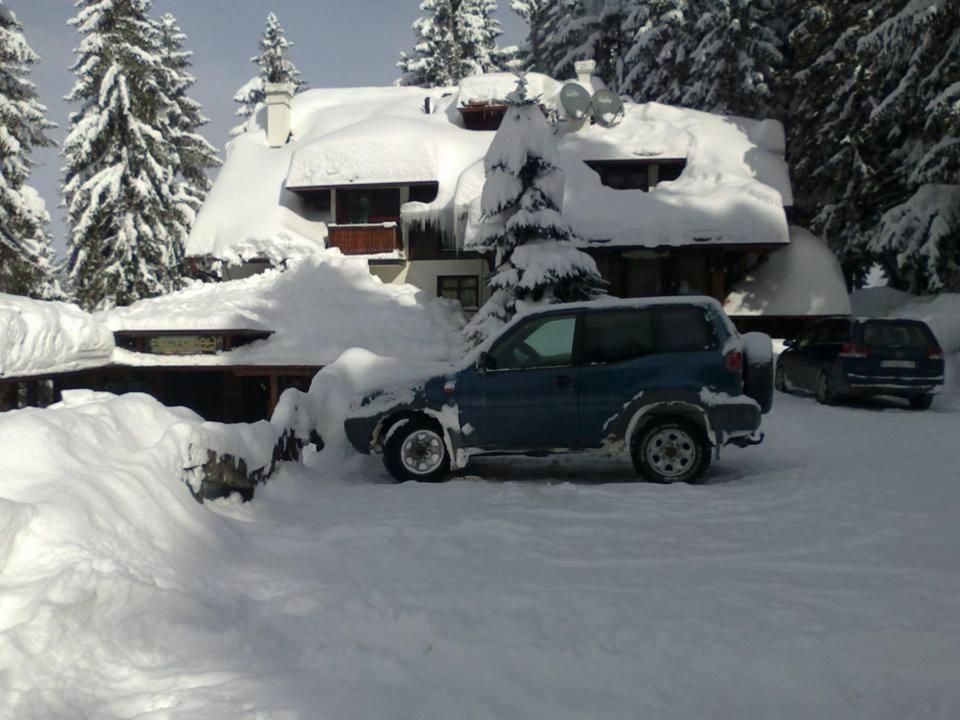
(724, 226, 852, 318)
(0, 294, 114, 379)
(852, 287, 960, 353)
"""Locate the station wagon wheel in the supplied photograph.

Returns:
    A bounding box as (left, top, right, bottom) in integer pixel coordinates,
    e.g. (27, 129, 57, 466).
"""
(632, 419, 710, 485)
(816, 369, 835, 406)
(775, 362, 787, 393)
(384, 417, 451, 483)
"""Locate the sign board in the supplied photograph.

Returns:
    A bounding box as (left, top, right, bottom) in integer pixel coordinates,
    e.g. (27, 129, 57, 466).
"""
(148, 335, 223, 356)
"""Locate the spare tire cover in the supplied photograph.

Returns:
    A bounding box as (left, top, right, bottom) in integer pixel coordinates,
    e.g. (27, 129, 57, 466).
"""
(742, 332, 774, 414)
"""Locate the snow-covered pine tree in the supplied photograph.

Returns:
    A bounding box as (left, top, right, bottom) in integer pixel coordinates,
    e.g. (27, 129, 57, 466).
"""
(622, 0, 695, 103)
(681, 0, 784, 119)
(464, 75, 604, 344)
(232, 13, 306, 136)
(63, 0, 187, 309)
(511, 0, 553, 71)
(0, 1, 60, 299)
(788, 0, 877, 288)
(536, 0, 599, 80)
(398, 0, 519, 87)
(155, 13, 220, 229)
(858, 0, 960, 292)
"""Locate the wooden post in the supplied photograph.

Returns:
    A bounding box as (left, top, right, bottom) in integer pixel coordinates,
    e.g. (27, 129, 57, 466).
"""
(268, 375, 280, 418)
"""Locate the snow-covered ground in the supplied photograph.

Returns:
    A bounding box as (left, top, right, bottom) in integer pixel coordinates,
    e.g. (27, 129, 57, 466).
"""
(2, 362, 959, 718)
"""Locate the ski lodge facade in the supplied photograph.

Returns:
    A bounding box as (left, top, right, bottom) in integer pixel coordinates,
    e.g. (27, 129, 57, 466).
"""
(1, 67, 851, 421)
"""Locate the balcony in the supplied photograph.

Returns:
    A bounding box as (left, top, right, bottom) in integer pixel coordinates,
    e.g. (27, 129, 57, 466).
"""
(327, 223, 401, 255)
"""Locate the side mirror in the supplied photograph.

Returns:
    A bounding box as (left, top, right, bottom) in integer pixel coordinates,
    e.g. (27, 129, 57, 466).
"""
(783, 338, 796, 349)
(477, 351, 495, 372)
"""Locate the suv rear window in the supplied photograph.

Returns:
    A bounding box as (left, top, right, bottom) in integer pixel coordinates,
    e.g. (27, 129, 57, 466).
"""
(862, 322, 934, 348)
(584, 310, 656, 364)
(656, 307, 717, 352)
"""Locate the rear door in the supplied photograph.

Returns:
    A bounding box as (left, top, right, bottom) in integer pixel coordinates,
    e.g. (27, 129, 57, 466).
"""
(457, 313, 580, 451)
(856, 321, 944, 385)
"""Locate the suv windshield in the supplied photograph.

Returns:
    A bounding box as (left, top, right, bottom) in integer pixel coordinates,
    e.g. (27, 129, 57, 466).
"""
(862, 322, 933, 348)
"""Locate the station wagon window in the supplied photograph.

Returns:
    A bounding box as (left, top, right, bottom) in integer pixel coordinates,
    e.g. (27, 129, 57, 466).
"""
(584, 310, 656, 364)
(656, 307, 717, 352)
(862, 322, 932, 348)
(489, 315, 577, 370)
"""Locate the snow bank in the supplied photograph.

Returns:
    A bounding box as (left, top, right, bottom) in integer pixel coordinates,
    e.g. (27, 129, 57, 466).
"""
(724, 226, 852, 317)
(851, 287, 960, 353)
(0, 294, 114, 379)
(457, 71, 563, 106)
(103, 252, 465, 367)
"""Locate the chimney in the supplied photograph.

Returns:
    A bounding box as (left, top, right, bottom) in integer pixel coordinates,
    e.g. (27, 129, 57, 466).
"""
(265, 82, 295, 148)
(574, 59, 597, 88)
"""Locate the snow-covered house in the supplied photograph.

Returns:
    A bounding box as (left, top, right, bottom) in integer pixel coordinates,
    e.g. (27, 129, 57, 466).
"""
(185, 69, 848, 333)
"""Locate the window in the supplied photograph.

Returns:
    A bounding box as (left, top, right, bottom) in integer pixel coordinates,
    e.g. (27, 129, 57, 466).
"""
(862, 322, 933, 348)
(656, 307, 717, 352)
(584, 310, 656, 364)
(301, 189, 331, 214)
(408, 183, 439, 203)
(438, 275, 480, 310)
(586, 160, 687, 192)
(489, 315, 577, 371)
(337, 188, 401, 224)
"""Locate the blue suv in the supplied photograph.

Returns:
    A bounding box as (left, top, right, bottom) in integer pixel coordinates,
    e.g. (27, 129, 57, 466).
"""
(344, 298, 773, 484)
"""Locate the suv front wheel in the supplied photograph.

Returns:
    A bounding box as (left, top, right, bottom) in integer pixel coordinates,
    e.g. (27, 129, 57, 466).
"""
(632, 419, 711, 484)
(384, 417, 451, 483)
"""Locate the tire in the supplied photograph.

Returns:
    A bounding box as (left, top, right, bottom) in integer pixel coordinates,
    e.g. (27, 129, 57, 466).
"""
(774, 361, 787, 393)
(909, 394, 933, 411)
(631, 418, 711, 484)
(816, 369, 836, 406)
(742, 333, 774, 413)
(383, 416, 451, 483)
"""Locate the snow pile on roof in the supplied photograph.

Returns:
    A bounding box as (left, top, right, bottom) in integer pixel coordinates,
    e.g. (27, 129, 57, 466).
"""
(103, 252, 465, 367)
(724, 226, 852, 317)
(457, 72, 563, 106)
(851, 287, 960, 353)
(0, 294, 114, 379)
(188, 80, 792, 260)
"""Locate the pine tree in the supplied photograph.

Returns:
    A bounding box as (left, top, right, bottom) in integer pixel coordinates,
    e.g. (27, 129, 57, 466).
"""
(397, 0, 518, 87)
(0, 1, 60, 299)
(155, 13, 220, 231)
(859, 0, 960, 292)
(63, 0, 187, 309)
(464, 76, 604, 344)
(232, 13, 306, 136)
(538, 0, 599, 80)
(622, 0, 695, 103)
(681, 0, 784, 119)
(511, 0, 553, 71)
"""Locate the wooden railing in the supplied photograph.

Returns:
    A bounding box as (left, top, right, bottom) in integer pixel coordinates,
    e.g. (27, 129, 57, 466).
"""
(327, 223, 400, 255)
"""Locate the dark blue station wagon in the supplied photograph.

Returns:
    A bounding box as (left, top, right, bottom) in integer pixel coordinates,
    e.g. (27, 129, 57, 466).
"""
(776, 317, 945, 409)
(345, 298, 773, 484)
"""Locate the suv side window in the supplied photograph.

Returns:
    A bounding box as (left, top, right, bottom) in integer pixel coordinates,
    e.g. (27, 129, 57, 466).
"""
(489, 314, 577, 371)
(655, 307, 718, 352)
(583, 310, 656, 364)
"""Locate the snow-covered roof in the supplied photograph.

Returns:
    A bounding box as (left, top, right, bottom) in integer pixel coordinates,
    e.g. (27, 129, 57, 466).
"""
(102, 252, 464, 367)
(723, 227, 852, 318)
(188, 75, 792, 261)
(0, 294, 115, 379)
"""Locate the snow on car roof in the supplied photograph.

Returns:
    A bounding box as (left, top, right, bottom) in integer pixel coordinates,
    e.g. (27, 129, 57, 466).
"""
(188, 77, 792, 261)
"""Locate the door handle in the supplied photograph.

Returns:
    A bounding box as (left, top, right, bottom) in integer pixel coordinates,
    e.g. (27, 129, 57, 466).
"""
(554, 375, 573, 387)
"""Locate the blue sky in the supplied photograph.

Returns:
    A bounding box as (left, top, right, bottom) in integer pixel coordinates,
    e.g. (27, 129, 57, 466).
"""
(12, 0, 526, 253)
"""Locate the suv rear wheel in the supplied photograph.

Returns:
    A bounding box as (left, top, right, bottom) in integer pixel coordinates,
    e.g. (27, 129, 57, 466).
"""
(632, 419, 710, 484)
(384, 417, 451, 483)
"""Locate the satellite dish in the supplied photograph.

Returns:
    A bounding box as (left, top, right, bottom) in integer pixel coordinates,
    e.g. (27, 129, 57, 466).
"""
(591, 90, 625, 128)
(560, 83, 593, 121)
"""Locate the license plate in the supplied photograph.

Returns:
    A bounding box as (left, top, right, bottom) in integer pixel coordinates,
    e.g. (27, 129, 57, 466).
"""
(881, 360, 916, 369)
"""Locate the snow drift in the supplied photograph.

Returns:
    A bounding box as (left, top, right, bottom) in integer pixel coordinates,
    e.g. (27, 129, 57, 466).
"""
(851, 286, 960, 353)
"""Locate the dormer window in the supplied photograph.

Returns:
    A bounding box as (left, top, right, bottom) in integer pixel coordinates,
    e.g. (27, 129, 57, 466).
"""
(458, 103, 509, 131)
(586, 159, 687, 191)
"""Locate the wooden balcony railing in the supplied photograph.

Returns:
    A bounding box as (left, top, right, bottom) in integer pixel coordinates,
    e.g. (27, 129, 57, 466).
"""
(327, 223, 400, 255)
